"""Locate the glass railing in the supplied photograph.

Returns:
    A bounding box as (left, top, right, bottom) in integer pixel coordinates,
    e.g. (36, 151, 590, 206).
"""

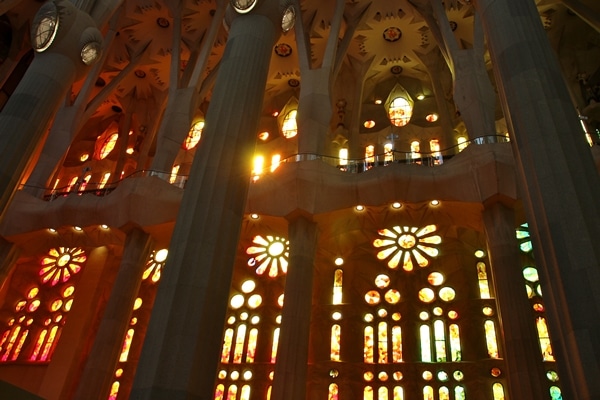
(264, 134, 511, 175)
(25, 135, 510, 201)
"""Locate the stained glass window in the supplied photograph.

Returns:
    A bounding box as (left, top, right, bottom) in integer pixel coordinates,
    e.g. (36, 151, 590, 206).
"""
(0, 248, 86, 364)
(373, 225, 441, 271)
(281, 110, 297, 138)
(183, 121, 204, 150)
(246, 235, 289, 277)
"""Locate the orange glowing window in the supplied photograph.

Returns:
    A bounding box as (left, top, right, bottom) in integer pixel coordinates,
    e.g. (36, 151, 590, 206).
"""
(96, 132, 119, 160)
(246, 235, 289, 277)
(40, 247, 86, 286)
(183, 121, 204, 150)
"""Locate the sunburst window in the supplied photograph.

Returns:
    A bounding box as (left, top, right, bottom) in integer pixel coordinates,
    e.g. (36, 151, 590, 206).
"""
(373, 225, 441, 271)
(143, 249, 168, 283)
(246, 235, 289, 277)
(39, 248, 87, 286)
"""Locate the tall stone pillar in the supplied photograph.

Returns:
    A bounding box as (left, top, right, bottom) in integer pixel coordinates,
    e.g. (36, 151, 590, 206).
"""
(0, 0, 100, 216)
(272, 215, 318, 400)
(130, 2, 280, 399)
(475, 1, 600, 398)
(74, 228, 153, 400)
(483, 202, 547, 399)
(0, 237, 19, 291)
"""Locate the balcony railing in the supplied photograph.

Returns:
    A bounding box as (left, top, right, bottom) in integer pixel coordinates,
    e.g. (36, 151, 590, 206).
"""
(24, 135, 510, 201)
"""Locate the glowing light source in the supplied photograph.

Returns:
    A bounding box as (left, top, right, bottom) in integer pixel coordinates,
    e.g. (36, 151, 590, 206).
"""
(246, 235, 289, 277)
(363, 120, 376, 129)
(385, 84, 414, 127)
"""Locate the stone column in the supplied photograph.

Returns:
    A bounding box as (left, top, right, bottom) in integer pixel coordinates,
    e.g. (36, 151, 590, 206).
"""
(73, 228, 153, 400)
(0, 237, 19, 291)
(272, 214, 318, 400)
(475, 1, 600, 398)
(483, 202, 547, 399)
(0, 0, 99, 216)
(130, 2, 280, 399)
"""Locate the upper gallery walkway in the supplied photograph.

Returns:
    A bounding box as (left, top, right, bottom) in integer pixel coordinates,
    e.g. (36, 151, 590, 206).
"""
(1, 139, 599, 251)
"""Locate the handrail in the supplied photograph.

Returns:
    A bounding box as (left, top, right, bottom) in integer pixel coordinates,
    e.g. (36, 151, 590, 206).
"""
(21, 135, 510, 201)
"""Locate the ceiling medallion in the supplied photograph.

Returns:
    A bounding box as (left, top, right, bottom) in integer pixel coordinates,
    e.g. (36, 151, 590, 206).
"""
(383, 27, 402, 42)
(288, 79, 300, 87)
(274, 43, 292, 57)
(390, 65, 403, 75)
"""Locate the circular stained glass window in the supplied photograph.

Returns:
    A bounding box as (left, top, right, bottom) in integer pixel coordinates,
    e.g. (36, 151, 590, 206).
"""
(365, 290, 381, 305)
(418, 288, 435, 303)
(427, 272, 444, 286)
(375, 274, 390, 288)
(230, 294, 244, 309)
(439, 287, 456, 302)
(247, 294, 262, 309)
(385, 289, 401, 304)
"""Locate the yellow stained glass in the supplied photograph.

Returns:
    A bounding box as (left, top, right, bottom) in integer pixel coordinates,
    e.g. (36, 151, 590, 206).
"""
(331, 324, 341, 361)
(246, 328, 258, 362)
(492, 383, 505, 400)
(392, 326, 402, 362)
(484, 320, 499, 358)
(378, 321, 388, 363)
(364, 326, 374, 363)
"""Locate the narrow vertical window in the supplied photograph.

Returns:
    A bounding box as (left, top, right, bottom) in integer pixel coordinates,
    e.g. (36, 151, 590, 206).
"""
(328, 383, 339, 400)
(492, 383, 505, 400)
(423, 386, 434, 400)
(271, 327, 279, 363)
(364, 326, 374, 363)
(331, 324, 341, 361)
(392, 326, 402, 362)
(393, 386, 404, 400)
(365, 145, 375, 164)
(221, 328, 234, 362)
(439, 386, 450, 400)
(339, 148, 348, 166)
(384, 143, 394, 162)
(449, 324, 461, 361)
(379, 386, 389, 400)
(240, 385, 250, 400)
(233, 324, 246, 363)
(455, 386, 466, 400)
(477, 261, 491, 299)
(119, 328, 135, 362)
(169, 165, 180, 184)
(484, 320, 499, 358)
(246, 328, 258, 362)
(410, 140, 421, 163)
(108, 381, 120, 400)
(214, 384, 225, 400)
(420, 325, 431, 362)
(457, 136, 468, 152)
(364, 386, 374, 400)
(430, 139, 442, 165)
(98, 172, 111, 189)
(536, 317, 555, 361)
(333, 269, 343, 305)
(67, 176, 78, 192)
(281, 110, 298, 138)
(378, 321, 388, 363)
(434, 320, 446, 362)
(271, 154, 281, 172)
(226, 384, 238, 400)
